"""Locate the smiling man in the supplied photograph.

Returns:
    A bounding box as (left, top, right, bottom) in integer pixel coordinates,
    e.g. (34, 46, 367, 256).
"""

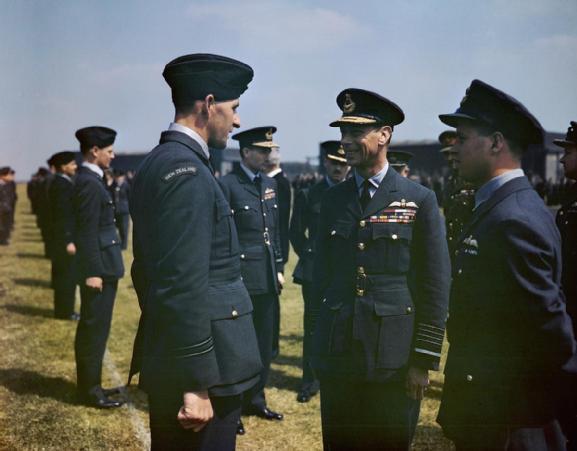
(312, 88, 450, 449)
(437, 80, 576, 450)
(129, 54, 262, 450)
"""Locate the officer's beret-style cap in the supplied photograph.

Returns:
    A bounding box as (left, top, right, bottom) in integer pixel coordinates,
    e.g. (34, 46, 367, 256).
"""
(232, 126, 278, 149)
(553, 121, 577, 148)
(0, 166, 11, 176)
(163, 53, 254, 107)
(330, 88, 405, 127)
(48, 151, 77, 168)
(320, 140, 347, 163)
(388, 150, 413, 167)
(439, 79, 544, 148)
(75, 126, 117, 149)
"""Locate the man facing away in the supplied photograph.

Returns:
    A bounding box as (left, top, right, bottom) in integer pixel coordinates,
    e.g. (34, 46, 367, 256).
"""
(129, 54, 262, 450)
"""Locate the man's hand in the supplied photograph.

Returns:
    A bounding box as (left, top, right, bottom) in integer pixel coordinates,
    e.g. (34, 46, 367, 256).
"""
(277, 272, 285, 291)
(66, 243, 76, 255)
(177, 391, 213, 432)
(405, 366, 429, 400)
(85, 277, 103, 292)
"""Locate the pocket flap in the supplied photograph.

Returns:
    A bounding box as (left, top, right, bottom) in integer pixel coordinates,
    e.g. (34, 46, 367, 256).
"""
(372, 224, 413, 241)
(208, 280, 254, 320)
(98, 228, 120, 249)
(329, 221, 354, 239)
(239, 246, 264, 260)
(373, 288, 413, 316)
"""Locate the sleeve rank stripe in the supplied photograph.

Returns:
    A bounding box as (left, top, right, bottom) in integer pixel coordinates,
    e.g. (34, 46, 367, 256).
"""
(414, 347, 442, 358)
(418, 324, 445, 333)
(179, 344, 215, 358)
(416, 332, 445, 341)
(174, 336, 213, 352)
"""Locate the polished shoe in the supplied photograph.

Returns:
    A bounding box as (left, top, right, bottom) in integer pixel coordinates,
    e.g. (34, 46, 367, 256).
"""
(296, 390, 311, 403)
(102, 386, 124, 397)
(236, 419, 246, 435)
(252, 407, 283, 421)
(79, 386, 124, 409)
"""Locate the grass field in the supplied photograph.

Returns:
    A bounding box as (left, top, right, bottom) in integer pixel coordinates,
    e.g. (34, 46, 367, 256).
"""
(0, 184, 453, 450)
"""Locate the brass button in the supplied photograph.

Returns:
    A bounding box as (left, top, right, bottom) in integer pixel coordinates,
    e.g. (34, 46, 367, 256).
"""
(330, 230, 336, 236)
(232, 309, 239, 318)
(263, 212, 267, 217)
(406, 306, 412, 313)
(244, 205, 249, 210)
(358, 242, 365, 250)
(112, 240, 116, 244)
(391, 234, 398, 240)
(458, 269, 463, 275)
(359, 220, 366, 228)
(466, 374, 473, 382)
(322, 298, 327, 304)
(231, 209, 235, 214)
(454, 250, 459, 256)
(265, 227, 269, 231)
(357, 266, 365, 274)
(240, 254, 245, 259)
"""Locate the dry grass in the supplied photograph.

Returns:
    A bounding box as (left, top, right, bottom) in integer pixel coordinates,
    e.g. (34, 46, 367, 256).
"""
(0, 184, 453, 450)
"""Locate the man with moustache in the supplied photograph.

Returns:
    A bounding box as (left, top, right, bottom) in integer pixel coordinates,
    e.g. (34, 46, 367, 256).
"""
(313, 89, 450, 449)
(388, 150, 413, 178)
(289, 140, 349, 403)
(554, 121, 577, 449)
(48, 151, 79, 320)
(129, 54, 262, 450)
(73, 126, 125, 408)
(219, 126, 284, 434)
(437, 80, 575, 450)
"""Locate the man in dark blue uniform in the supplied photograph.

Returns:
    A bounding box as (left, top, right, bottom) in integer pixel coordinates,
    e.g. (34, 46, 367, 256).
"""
(129, 54, 262, 450)
(437, 80, 576, 450)
(554, 121, 577, 449)
(220, 126, 284, 434)
(73, 126, 125, 409)
(0, 167, 14, 245)
(313, 89, 451, 450)
(48, 151, 79, 320)
(111, 170, 130, 250)
(388, 150, 413, 178)
(289, 140, 349, 403)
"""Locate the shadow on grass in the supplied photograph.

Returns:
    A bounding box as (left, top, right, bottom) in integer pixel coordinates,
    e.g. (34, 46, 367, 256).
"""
(273, 353, 302, 369)
(19, 237, 44, 243)
(16, 252, 45, 259)
(280, 333, 303, 344)
(0, 368, 78, 405)
(12, 277, 51, 289)
(3, 303, 54, 318)
(268, 367, 302, 392)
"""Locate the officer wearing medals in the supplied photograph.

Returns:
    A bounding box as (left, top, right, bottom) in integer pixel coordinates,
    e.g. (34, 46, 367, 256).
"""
(554, 121, 577, 449)
(439, 130, 475, 258)
(388, 150, 413, 178)
(289, 140, 349, 403)
(436, 80, 576, 450)
(312, 88, 450, 450)
(129, 54, 262, 450)
(219, 126, 284, 434)
(73, 126, 125, 409)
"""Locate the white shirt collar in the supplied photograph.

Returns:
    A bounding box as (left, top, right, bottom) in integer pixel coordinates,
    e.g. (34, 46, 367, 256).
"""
(267, 167, 282, 178)
(168, 122, 210, 160)
(354, 163, 390, 196)
(56, 172, 72, 182)
(82, 161, 104, 178)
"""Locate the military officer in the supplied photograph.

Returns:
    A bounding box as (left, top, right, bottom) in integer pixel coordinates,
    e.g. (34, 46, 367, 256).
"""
(388, 150, 413, 178)
(219, 126, 284, 434)
(289, 140, 349, 403)
(554, 121, 577, 449)
(111, 170, 130, 250)
(129, 54, 262, 450)
(0, 166, 14, 245)
(73, 126, 125, 409)
(439, 130, 476, 259)
(436, 80, 576, 450)
(313, 88, 450, 449)
(48, 151, 79, 320)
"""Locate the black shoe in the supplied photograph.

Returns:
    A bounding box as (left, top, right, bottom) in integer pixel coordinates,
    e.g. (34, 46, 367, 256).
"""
(252, 407, 283, 421)
(69, 312, 81, 321)
(296, 390, 312, 403)
(79, 386, 124, 409)
(102, 386, 124, 397)
(236, 419, 245, 435)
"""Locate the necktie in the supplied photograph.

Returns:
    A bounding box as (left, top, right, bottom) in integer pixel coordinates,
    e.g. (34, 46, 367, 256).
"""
(254, 174, 262, 193)
(360, 179, 371, 210)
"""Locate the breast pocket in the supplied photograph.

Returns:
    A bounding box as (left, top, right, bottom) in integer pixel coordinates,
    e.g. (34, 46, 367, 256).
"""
(371, 224, 413, 273)
(232, 203, 260, 231)
(328, 221, 354, 261)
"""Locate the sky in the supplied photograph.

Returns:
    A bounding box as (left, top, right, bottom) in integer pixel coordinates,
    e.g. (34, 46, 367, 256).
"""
(1, 0, 576, 177)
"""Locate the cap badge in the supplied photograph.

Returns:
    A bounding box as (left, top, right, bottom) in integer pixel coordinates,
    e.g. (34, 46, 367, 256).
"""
(265, 129, 273, 140)
(343, 93, 356, 113)
(337, 145, 346, 156)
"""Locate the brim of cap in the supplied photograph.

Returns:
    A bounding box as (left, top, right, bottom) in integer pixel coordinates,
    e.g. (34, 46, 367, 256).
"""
(553, 139, 576, 148)
(329, 116, 378, 127)
(390, 163, 408, 168)
(440, 146, 457, 154)
(326, 154, 348, 163)
(252, 141, 279, 149)
(438, 113, 479, 128)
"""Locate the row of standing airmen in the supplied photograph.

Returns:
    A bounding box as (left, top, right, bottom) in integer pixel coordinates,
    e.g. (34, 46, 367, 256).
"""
(2, 51, 577, 451)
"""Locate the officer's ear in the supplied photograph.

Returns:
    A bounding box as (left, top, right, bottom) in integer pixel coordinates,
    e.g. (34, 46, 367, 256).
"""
(489, 132, 506, 155)
(202, 94, 216, 117)
(89, 146, 100, 160)
(378, 126, 392, 146)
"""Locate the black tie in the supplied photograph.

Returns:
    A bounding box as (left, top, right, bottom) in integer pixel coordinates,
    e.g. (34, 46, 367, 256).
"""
(254, 174, 262, 193)
(360, 179, 371, 210)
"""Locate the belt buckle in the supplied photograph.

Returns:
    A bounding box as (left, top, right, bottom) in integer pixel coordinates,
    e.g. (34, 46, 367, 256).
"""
(263, 231, 271, 245)
(356, 272, 366, 296)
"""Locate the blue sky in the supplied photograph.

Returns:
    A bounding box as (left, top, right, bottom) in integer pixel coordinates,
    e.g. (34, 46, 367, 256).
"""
(1, 0, 576, 176)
